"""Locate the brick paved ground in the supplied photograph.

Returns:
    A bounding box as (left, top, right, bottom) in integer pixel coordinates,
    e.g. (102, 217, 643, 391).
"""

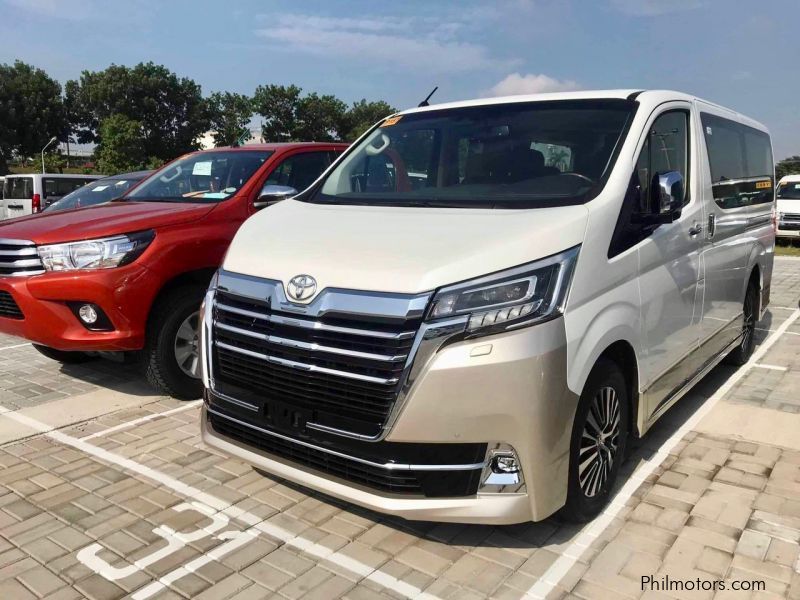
(0, 257, 797, 599)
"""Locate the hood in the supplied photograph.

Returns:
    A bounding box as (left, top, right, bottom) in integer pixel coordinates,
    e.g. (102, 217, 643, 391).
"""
(223, 199, 588, 296)
(777, 198, 800, 215)
(0, 201, 217, 245)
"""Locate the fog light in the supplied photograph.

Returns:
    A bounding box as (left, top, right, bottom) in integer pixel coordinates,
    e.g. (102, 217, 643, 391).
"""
(491, 453, 520, 474)
(78, 304, 98, 324)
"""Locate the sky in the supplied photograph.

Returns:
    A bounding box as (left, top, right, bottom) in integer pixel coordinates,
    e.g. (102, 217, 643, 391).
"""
(1, 0, 797, 158)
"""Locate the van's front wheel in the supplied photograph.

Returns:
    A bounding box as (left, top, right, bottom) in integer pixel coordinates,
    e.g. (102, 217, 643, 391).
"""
(562, 359, 629, 522)
(143, 286, 205, 400)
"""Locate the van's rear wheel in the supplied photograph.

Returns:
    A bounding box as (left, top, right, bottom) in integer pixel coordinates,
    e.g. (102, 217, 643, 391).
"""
(724, 280, 757, 367)
(143, 285, 205, 400)
(562, 358, 629, 522)
(32, 344, 94, 364)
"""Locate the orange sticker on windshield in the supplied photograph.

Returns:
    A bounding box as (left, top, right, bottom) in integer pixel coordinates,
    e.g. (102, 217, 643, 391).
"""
(382, 116, 402, 127)
(755, 180, 771, 189)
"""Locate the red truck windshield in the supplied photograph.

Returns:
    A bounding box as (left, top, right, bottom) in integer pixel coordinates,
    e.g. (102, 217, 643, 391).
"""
(124, 150, 273, 203)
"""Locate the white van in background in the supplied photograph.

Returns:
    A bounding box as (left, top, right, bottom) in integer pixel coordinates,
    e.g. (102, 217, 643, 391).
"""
(200, 90, 775, 524)
(2, 173, 103, 218)
(776, 174, 800, 239)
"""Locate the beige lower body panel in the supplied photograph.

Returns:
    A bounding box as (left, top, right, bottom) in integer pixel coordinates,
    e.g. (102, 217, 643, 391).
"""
(202, 317, 577, 524)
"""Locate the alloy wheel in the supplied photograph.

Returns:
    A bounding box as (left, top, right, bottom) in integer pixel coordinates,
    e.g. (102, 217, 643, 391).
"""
(174, 310, 201, 379)
(578, 386, 621, 497)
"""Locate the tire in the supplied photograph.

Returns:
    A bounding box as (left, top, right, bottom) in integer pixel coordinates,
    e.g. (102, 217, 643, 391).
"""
(143, 285, 205, 400)
(562, 358, 630, 522)
(724, 280, 758, 367)
(32, 344, 95, 364)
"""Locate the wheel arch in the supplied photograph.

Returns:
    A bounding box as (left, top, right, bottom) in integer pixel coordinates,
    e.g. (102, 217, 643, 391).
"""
(145, 268, 217, 334)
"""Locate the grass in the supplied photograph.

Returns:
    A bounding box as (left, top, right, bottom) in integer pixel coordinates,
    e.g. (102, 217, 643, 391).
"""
(776, 243, 800, 257)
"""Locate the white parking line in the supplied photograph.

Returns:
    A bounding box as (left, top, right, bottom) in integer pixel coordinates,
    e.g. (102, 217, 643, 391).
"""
(0, 342, 30, 352)
(523, 307, 800, 600)
(0, 407, 440, 600)
(81, 400, 202, 440)
(753, 363, 788, 372)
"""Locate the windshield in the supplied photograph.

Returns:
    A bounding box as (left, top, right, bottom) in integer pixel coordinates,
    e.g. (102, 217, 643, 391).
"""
(45, 176, 144, 212)
(311, 100, 635, 208)
(777, 181, 800, 200)
(124, 150, 272, 203)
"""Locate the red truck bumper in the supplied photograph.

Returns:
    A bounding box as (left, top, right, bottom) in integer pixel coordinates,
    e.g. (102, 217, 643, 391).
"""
(0, 264, 160, 351)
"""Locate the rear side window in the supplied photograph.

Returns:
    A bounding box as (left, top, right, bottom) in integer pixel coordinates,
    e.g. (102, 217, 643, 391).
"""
(3, 177, 33, 199)
(44, 178, 94, 199)
(701, 113, 773, 209)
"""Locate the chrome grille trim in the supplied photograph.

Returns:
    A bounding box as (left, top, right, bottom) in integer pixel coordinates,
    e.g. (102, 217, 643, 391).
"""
(0, 239, 44, 277)
(215, 340, 400, 385)
(215, 302, 416, 340)
(207, 407, 486, 472)
(215, 321, 408, 362)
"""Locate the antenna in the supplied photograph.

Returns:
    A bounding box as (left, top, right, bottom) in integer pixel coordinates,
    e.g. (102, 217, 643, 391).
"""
(418, 86, 438, 107)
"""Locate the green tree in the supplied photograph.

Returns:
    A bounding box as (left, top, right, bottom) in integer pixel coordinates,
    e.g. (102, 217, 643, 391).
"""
(338, 99, 396, 141)
(776, 156, 800, 180)
(207, 91, 252, 147)
(96, 114, 147, 174)
(0, 61, 67, 174)
(252, 85, 347, 142)
(66, 62, 208, 163)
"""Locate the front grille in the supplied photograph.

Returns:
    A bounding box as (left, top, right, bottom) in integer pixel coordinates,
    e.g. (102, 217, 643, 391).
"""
(211, 289, 419, 438)
(0, 291, 23, 319)
(0, 239, 44, 277)
(207, 407, 485, 497)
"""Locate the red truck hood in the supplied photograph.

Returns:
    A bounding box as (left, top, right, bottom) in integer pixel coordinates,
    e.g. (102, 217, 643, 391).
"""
(0, 201, 217, 245)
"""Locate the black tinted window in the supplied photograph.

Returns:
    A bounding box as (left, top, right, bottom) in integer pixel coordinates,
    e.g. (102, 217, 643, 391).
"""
(3, 177, 33, 199)
(266, 152, 331, 192)
(701, 113, 773, 209)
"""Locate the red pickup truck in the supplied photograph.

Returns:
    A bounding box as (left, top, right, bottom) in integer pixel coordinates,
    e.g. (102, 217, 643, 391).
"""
(0, 142, 347, 398)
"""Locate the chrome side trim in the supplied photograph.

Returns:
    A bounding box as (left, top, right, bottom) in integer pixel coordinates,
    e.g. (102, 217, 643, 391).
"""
(207, 407, 486, 472)
(215, 340, 399, 385)
(215, 321, 407, 362)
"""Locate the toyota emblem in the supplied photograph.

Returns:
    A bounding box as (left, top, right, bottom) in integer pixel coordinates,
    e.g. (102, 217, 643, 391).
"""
(287, 274, 317, 302)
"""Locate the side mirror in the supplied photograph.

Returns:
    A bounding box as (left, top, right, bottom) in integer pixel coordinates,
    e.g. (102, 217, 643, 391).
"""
(634, 170, 684, 225)
(254, 184, 297, 209)
(655, 171, 684, 219)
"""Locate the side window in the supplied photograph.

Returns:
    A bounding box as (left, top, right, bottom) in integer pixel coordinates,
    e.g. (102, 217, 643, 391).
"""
(608, 110, 689, 258)
(265, 152, 330, 192)
(701, 112, 773, 209)
(635, 111, 689, 212)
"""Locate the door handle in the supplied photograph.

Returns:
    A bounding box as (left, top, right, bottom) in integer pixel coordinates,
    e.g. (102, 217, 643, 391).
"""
(707, 213, 716, 238)
(688, 223, 703, 236)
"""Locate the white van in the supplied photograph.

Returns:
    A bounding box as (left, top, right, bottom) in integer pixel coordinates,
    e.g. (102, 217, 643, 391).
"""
(199, 90, 775, 524)
(776, 174, 800, 239)
(2, 173, 103, 218)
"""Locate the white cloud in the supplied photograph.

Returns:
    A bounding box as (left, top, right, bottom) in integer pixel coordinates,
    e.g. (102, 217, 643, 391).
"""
(610, 0, 705, 17)
(486, 73, 580, 97)
(255, 13, 517, 74)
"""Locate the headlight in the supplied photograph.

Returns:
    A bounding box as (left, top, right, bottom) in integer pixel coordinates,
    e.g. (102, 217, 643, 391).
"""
(38, 230, 154, 271)
(428, 246, 579, 335)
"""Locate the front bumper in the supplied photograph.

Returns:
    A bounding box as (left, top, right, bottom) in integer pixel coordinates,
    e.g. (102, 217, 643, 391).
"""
(202, 317, 576, 524)
(0, 264, 161, 351)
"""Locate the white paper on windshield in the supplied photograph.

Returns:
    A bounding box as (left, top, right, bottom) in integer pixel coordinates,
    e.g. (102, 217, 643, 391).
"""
(202, 192, 228, 199)
(92, 185, 109, 192)
(192, 161, 212, 176)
